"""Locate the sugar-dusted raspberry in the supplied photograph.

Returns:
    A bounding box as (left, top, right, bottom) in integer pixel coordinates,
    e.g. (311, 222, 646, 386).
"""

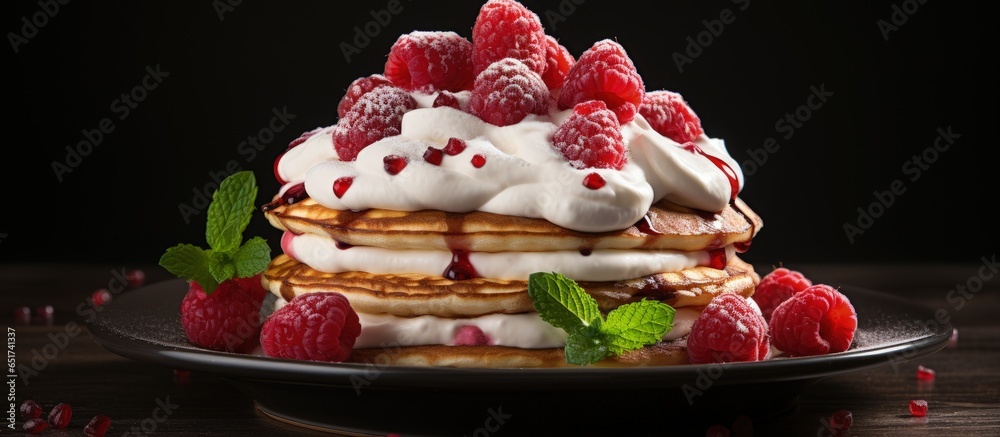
(551, 100, 627, 170)
(687, 293, 770, 364)
(384, 31, 474, 93)
(769, 284, 858, 357)
(180, 274, 268, 354)
(469, 58, 550, 127)
(541, 35, 574, 91)
(336, 74, 393, 119)
(558, 39, 644, 124)
(472, 0, 547, 77)
(333, 86, 417, 161)
(260, 292, 362, 362)
(752, 266, 813, 321)
(638, 90, 705, 143)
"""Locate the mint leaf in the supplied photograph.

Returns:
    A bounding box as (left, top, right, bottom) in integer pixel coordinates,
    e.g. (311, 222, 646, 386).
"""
(527, 272, 602, 333)
(233, 236, 271, 278)
(564, 325, 609, 366)
(603, 299, 675, 355)
(206, 171, 257, 253)
(159, 244, 218, 292)
(208, 250, 236, 287)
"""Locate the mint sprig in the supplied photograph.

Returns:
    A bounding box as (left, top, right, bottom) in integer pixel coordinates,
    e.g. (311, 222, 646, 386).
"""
(527, 272, 675, 366)
(159, 171, 271, 294)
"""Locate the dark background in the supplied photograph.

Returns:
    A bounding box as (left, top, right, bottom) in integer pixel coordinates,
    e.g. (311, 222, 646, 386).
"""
(2, 0, 995, 269)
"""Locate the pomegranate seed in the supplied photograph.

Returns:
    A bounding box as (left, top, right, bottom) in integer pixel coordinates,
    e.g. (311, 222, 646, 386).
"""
(23, 418, 49, 434)
(909, 399, 928, 417)
(443, 137, 467, 155)
(917, 365, 935, 381)
(828, 409, 853, 431)
(432, 91, 460, 109)
(48, 402, 72, 429)
(333, 176, 354, 198)
(471, 154, 487, 168)
(707, 248, 727, 269)
(730, 414, 753, 435)
(125, 269, 146, 287)
(13, 306, 31, 325)
(19, 400, 43, 419)
(173, 368, 192, 383)
(423, 147, 444, 165)
(705, 424, 730, 437)
(34, 305, 54, 325)
(582, 172, 606, 189)
(84, 415, 112, 437)
(383, 155, 408, 175)
(91, 288, 113, 307)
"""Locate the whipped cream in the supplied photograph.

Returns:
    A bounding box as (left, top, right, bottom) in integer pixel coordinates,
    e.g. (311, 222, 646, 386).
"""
(283, 231, 736, 282)
(274, 92, 743, 233)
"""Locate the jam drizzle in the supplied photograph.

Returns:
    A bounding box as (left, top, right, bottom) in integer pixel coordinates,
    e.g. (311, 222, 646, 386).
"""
(262, 182, 307, 212)
(443, 250, 479, 280)
(683, 142, 739, 202)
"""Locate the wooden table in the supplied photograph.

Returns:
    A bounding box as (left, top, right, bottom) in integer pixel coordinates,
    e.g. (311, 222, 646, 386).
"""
(3, 262, 998, 436)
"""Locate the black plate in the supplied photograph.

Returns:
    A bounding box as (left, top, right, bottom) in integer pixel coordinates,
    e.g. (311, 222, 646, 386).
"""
(88, 279, 952, 436)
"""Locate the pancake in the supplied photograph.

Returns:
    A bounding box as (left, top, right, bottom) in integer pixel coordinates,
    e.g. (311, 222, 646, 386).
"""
(262, 253, 759, 317)
(344, 338, 689, 368)
(263, 196, 762, 253)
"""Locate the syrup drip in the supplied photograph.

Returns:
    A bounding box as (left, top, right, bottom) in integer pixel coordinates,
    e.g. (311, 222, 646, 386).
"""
(683, 142, 739, 202)
(443, 250, 479, 280)
(734, 240, 752, 253)
(634, 214, 663, 235)
(335, 241, 354, 250)
(707, 248, 727, 270)
(262, 182, 307, 212)
(273, 152, 287, 185)
(579, 249, 592, 256)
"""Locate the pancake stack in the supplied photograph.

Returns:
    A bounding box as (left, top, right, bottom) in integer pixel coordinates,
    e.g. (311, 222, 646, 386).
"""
(259, 0, 764, 368)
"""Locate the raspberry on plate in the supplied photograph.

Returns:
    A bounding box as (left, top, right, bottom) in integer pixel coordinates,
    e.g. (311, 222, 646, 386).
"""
(337, 74, 393, 119)
(180, 274, 268, 354)
(471, 0, 547, 77)
(469, 58, 550, 127)
(557, 39, 645, 125)
(384, 31, 474, 93)
(541, 35, 574, 91)
(769, 284, 858, 357)
(551, 100, 627, 170)
(638, 90, 705, 144)
(687, 293, 770, 364)
(752, 266, 813, 321)
(260, 292, 362, 362)
(333, 86, 418, 161)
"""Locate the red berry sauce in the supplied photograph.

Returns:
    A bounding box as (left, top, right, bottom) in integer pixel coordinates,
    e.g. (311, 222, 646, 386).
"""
(443, 250, 479, 280)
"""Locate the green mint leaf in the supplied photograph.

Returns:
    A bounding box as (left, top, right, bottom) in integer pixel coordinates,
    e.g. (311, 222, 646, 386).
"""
(603, 299, 675, 355)
(208, 250, 236, 288)
(564, 325, 610, 366)
(159, 244, 218, 293)
(206, 171, 258, 253)
(527, 272, 602, 333)
(233, 236, 272, 277)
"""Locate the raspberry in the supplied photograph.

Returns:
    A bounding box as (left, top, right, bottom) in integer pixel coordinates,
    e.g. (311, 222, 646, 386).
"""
(541, 35, 574, 90)
(638, 90, 705, 143)
(557, 39, 645, 124)
(469, 58, 550, 126)
(687, 293, 770, 364)
(180, 274, 268, 354)
(336, 74, 393, 119)
(260, 292, 361, 362)
(471, 0, 547, 77)
(551, 100, 627, 170)
(769, 284, 858, 357)
(752, 267, 813, 321)
(384, 31, 474, 93)
(333, 86, 418, 161)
